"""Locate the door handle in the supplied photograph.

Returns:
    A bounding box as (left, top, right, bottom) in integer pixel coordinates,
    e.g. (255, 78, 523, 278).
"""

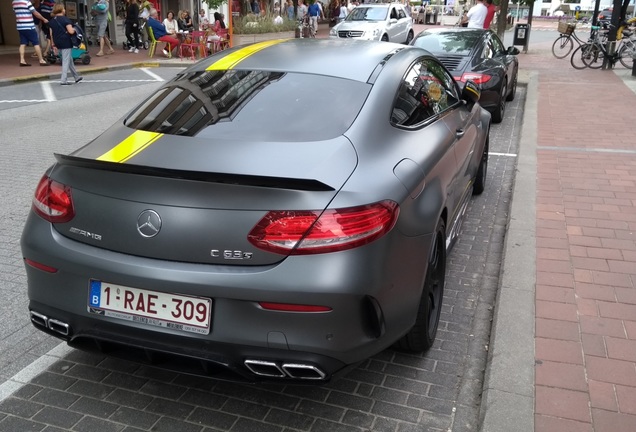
(456, 128, 465, 138)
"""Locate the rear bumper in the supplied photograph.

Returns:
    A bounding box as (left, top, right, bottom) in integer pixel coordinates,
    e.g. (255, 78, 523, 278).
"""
(22, 212, 432, 381)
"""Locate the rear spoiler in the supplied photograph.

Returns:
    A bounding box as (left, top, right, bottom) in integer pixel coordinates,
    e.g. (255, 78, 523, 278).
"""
(54, 154, 335, 192)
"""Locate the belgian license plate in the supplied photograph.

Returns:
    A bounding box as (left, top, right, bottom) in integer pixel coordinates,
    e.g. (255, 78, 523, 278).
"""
(88, 280, 211, 335)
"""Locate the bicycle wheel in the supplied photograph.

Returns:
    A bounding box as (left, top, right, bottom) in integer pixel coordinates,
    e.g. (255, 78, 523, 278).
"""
(552, 35, 574, 59)
(581, 43, 604, 69)
(618, 44, 635, 68)
(570, 44, 590, 69)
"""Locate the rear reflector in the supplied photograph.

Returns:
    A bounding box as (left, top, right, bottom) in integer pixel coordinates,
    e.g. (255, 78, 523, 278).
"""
(32, 175, 75, 223)
(24, 258, 58, 273)
(258, 302, 332, 312)
(248, 200, 399, 255)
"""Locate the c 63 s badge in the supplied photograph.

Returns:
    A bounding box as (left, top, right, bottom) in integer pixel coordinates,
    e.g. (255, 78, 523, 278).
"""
(211, 250, 253, 260)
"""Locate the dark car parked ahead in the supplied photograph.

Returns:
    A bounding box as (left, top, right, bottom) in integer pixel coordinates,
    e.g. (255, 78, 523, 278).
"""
(411, 28, 519, 123)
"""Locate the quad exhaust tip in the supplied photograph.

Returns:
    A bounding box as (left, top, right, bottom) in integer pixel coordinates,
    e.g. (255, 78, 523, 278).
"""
(30, 311, 71, 337)
(244, 359, 326, 380)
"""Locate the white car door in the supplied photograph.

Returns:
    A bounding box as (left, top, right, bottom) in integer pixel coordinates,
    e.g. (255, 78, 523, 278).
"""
(387, 6, 401, 41)
(396, 6, 410, 42)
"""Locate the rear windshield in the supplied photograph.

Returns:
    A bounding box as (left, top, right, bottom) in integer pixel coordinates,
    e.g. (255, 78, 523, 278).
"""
(412, 31, 482, 55)
(124, 70, 371, 141)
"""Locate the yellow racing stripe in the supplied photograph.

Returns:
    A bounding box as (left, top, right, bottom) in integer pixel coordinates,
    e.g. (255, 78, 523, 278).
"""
(96, 130, 164, 163)
(206, 39, 289, 71)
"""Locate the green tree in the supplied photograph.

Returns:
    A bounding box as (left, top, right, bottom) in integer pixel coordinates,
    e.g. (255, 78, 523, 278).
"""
(202, 0, 228, 9)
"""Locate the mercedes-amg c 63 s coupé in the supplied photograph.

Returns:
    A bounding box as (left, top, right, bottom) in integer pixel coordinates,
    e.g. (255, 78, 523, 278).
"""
(22, 38, 490, 383)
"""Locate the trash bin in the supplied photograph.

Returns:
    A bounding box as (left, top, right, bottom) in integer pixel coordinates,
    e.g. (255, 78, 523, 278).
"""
(513, 23, 529, 46)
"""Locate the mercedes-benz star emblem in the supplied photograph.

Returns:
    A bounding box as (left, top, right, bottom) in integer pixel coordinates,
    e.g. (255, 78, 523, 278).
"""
(137, 210, 162, 238)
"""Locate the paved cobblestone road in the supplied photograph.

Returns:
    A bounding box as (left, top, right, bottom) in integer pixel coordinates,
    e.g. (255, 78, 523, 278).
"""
(0, 73, 524, 432)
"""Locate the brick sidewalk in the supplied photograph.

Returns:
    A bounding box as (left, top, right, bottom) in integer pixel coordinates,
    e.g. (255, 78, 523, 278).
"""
(520, 44, 636, 431)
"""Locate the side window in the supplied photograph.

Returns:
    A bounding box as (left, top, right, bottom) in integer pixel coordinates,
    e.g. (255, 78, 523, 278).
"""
(491, 35, 505, 54)
(398, 8, 406, 19)
(482, 40, 494, 59)
(390, 7, 398, 19)
(391, 58, 460, 127)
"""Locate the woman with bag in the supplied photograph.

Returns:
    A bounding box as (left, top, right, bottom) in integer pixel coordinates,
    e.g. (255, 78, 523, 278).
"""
(49, 3, 82, 85)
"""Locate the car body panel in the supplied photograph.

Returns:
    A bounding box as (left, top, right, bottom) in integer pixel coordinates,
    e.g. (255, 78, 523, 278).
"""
(22, 39, 489, 382)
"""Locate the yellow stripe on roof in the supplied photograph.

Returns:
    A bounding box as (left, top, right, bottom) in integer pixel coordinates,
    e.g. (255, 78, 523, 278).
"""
(206, 39, 289, 71)
(96, 130, 164, 163)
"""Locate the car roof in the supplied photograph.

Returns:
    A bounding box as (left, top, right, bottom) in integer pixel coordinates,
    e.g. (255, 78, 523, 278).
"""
(419, 27, 488, 36)
(357, 2, 402, 6)
(189, 39, 409, 83)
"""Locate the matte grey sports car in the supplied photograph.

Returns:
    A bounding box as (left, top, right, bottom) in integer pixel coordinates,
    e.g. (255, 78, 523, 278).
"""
(22, 39, 490, 383)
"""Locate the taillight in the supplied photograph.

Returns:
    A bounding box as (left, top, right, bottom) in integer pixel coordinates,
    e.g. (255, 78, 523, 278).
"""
(32, 175, 75, 223)
(248, 200, 399, 255)
(456, 73, 492, 85)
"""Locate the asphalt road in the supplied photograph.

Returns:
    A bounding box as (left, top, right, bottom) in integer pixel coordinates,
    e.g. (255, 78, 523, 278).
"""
(0, 67, 524, 432)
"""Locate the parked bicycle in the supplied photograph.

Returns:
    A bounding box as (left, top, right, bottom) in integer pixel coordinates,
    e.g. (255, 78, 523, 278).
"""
(552, 22, 588, 58)
(570, 24, 635, 69)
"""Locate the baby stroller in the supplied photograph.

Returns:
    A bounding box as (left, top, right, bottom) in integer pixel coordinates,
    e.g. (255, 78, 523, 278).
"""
(295, 16, 311, 38)
(46, 23, 91, 65)
(122, 19, 149, 50)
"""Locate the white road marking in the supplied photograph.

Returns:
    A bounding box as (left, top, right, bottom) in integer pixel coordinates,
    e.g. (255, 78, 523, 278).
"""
(139, 67, 165, 82)
(0, 99, 51, 103)
(489, 152, 518, 157)
(77, 79, 160, 83)
(40, 81, 56, 102)
(0, 342, 71, 403)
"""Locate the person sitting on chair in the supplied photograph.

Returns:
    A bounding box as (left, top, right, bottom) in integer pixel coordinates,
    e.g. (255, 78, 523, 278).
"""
(147, 8, 179, 56)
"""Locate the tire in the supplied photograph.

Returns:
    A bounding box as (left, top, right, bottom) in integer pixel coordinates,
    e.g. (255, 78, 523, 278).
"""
(581, 44, 604, 69)
(506, 67, 517, 102)
(81, 54, 91, 65)
(570, 43, 590, 69)
(473, 136, 488, 195)
(405, 30, 414, 45)
(552, 35, 574, 59)
(618, 44, 634, 68)
(490, 79, 506, 123)
(395, 218, 446, 353)
(381, 34, 389, 42)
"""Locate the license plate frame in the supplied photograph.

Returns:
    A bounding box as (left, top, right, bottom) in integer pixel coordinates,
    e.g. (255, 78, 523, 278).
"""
(88, 280, 212, 335)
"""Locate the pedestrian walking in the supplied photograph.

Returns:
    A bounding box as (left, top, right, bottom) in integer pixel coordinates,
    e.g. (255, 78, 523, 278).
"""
(125, 0, 140, 52)
(49, 3, 82, 85)
(92, 0, 114, 56)
(12, 0, 50, 67)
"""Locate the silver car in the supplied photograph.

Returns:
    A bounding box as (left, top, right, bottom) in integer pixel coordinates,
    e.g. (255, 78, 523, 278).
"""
(22, 39, 489, 383)
(329, 3, 414, 43)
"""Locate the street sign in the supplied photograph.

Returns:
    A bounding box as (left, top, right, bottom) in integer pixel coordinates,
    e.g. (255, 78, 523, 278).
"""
(575, 5, 581, 11)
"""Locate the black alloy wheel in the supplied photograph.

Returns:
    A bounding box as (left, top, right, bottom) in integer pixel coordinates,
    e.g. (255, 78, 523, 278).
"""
(395, 218, 446, 352)
(491, 79, 506, 123)
(506, 69, 517, 102)
(473, 137, 488, 195)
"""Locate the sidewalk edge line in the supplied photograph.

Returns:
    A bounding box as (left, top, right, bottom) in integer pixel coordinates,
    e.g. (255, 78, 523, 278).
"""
(479, 70, 538, 432)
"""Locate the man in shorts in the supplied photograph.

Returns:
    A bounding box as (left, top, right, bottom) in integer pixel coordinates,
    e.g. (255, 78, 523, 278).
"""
(93, 0, 114, 56)
(12, 0, 50, 66)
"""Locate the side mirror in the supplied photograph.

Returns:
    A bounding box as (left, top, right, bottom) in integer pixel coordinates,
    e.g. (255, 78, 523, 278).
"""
(507, 46, 520, 55)
(390, 18, 398, 24)
(461, 80, 480, 109)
